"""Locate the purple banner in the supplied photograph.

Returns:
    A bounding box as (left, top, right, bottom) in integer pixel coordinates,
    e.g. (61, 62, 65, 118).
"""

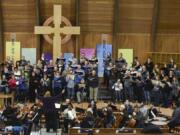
(80, 48, 95, 59)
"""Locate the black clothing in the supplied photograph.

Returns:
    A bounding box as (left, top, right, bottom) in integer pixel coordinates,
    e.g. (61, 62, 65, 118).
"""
(88, 75, 99, 88)
(38, 94, 61, 132)
(29, 75, 40, 102)
(145, 61, 154, 74)
(168, 107, 180, 129)
(81, 116, 95, 128)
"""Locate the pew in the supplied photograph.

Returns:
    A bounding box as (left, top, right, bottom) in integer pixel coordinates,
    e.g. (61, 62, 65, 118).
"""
(68, 128, 175, 135)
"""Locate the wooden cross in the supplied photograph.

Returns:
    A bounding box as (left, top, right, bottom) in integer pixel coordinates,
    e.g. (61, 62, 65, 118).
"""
(34, 5, 80, 63)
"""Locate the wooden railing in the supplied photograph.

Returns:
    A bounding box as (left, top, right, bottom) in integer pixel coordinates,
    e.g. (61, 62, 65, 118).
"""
(147, 52, 180, 67)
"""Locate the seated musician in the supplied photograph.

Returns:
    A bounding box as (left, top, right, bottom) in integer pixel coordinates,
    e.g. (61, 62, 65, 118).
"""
(87, 101, 98, 117)
(168, 103, 180, 129)
(148, 105, 158, 119)
(103, 107, 115, 128)
(63, 104, 79, 133)
(60, 99, 72, 112)
(2, 104, 31, 134)
(80, 111, 95, 128)
(2, 104, 19, 126)
(27, 101, 43, 129)
(134, 104, 147, 128)
(124, 100, 134, 115)
(118, 104, 129, 128)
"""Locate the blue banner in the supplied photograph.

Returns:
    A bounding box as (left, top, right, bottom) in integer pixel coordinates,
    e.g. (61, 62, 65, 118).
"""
(64, 53, 73, 67)
(96, 44, 112, 77)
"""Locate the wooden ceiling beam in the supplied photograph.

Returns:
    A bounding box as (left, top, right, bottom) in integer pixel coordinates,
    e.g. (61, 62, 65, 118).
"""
(151, 0, 160, 52)
(75, 0, 80, 58)
(113, 0, 119, 59)
(35, 0, 41, 60)
(0, 0, 4, 62)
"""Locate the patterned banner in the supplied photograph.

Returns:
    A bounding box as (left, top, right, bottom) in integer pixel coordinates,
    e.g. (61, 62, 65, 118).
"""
(64, 53, 73, 67)
(6, 41, 21, 64)
(80, 48, 95, 59)
(22, 48, 36, 65)
(118, 49, 133, 68)
(96, 44, 112, 77)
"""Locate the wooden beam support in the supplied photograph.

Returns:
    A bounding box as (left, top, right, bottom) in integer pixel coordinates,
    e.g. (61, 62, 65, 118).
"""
(151, 0, 160, 52)
(0, 1, 4, 62)
(75, 0, 80, 58)
(35, 0, 41, 60)
(113, 0, 119, 60)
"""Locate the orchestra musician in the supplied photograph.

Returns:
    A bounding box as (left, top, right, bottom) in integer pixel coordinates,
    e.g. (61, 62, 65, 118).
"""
(63, 103, 79, 133)
(80, 110, 95, 128)
(168, 103, 180, 130)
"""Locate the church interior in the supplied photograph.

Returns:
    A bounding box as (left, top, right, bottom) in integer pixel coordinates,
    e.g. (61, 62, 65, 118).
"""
(0, 0, 180, 135)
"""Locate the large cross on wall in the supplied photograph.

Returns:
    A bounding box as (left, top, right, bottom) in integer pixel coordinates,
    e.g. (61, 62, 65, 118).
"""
(34, 5, 80, 63)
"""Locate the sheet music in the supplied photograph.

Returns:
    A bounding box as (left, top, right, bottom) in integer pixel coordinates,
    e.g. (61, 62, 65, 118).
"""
(55, 103, 61, 109)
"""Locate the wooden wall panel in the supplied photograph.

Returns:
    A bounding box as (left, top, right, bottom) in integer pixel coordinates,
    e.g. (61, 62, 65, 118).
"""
(40, 0, 75, 24)
(1, 0, 180, 62)
(2, 0, 37, 58)
(40, 0, 76, 55)
(116, 33, 151, 63)
(2, 0, 36, 32)
(79, 0, 114, 33)
(156, 34, 180, 53)
(157, 0, 180, 33)
(118, 0, 154, 33)
(4, 32, 36, 48)
(41, 37, 76, 56)
(79, 32, 113, 50)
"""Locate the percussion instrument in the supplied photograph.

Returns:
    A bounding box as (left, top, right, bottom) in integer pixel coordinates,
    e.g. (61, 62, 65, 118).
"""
(151, 121, 167, 126)
(150, 116, 168, 128)
(153, 117, 167, 121)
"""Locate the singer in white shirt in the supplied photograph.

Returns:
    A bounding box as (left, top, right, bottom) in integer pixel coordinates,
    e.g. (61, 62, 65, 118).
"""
(112, 79, 123, 102)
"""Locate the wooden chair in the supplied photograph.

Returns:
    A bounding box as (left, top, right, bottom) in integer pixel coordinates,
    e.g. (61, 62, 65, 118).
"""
(172, 126, 180, 134)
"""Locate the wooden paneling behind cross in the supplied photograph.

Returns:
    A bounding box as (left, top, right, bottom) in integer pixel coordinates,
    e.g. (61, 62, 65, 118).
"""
(34, 5, 80, 63)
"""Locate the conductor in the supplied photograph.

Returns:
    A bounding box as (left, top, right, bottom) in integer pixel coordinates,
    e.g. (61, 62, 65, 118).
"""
(37, 90, 62, 132)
